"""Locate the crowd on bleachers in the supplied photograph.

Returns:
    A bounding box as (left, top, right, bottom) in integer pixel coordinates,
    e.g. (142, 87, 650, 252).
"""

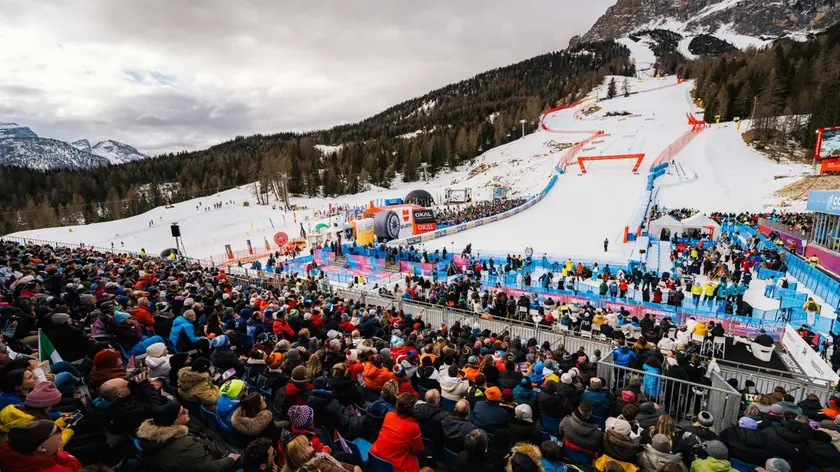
(436, 198, 528, 227)
(3, 240, 840, 472)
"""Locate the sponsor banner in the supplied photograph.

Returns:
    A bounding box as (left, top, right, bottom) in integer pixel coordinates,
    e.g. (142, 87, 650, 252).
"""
(782, 324, 839, 383)
(384, 198, 404, 206)
(273, 232, 289, 247)
(807, 190, 840, 216)
(400, 261, 437, 276)
(820, 157, 840, 174)
(225, 244, 234, 260)
(451, 256, 470, 272)
(637, 303, 678, 321)
(246, 239, 254, 255)
(602, 301, 639, 317)
(412, 209, 436, 223)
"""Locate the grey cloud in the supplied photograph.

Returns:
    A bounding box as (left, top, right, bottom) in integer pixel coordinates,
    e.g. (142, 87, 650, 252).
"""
(0, 1, 616, 154)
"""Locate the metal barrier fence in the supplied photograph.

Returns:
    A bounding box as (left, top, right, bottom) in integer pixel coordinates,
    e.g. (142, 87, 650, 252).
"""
(596, 358, 742, 432)
(714, 359, 836, 404)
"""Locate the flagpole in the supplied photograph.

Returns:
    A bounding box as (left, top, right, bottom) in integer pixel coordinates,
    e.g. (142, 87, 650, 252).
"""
(37, 328, 42, 363)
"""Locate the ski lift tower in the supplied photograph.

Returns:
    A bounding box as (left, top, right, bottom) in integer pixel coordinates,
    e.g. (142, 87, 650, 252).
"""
(419, 162, 429, 182)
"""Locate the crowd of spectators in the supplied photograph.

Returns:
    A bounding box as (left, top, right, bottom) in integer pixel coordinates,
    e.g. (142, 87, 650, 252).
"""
(436, 198, 528, 227)
(2, 240, 840, 472)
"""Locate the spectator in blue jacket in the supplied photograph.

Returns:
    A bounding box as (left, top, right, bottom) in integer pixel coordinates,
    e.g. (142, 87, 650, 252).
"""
(169, 309, 209, 356)
(580, 378, 611, 418)
(216, 379, 246, 428)
(612, 344, 637, 368)
(642, 357, 662, 400)
(528, 362, 545, 385)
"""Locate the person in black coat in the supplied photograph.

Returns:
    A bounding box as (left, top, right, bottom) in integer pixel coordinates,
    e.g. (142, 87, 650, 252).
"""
(306, 376, 363, 439)
(806, 430, 840, 470)
(46, 313, 94, 362)
(414, 389, 447, 446)
(473, 387, 508, 433)
(507, 404, 541, 445)
(96, 375, 167, 436)
(442, 399, 476, 452)
(498, 360, 522, 390)
(555, 374, 580, 410)
(761, 418, 813, 465)
(328, 363, 364, 407)
(797, 393, 824, 420)
(415, 357, 441, 391)
(720, 418, 773, 467)
(537, 381, 568, 419)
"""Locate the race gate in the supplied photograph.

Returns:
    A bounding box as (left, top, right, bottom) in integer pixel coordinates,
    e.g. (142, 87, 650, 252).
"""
(577, 153, 645, 174)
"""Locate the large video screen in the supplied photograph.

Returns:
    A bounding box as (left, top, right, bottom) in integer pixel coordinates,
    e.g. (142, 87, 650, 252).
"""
(818, 126, 840, 159)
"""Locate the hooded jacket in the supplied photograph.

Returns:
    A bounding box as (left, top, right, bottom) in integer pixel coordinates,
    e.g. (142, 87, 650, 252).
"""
(177, 368, 220, 409)
(612, 346, 637, 367)
(689, 457, 736, 472)
(559, 411, 602, 453)
(441, 415, 476, 452)
(145, 354, 172, 380)
(170, 315, 200, 351)
(508, 417, 542, 445)
(508, 442, 545, 472)
(473, 400, 508, 432)
(805, 431, 840, 469)
(637, 444, 687, 472)
(537, 390, 568, 419)
(363, 363, 394, 391)
(414, 401, 446, 445)
(0, 441, 82, 472)
(439, 374, 468, 401)
(369, 411, 423, 472)
(513, 384, 538, 411)
(231, 408, 274, 437)
(761, 419, 812, 462)
(307, 389, 363, 439)
(136, 419, 236, 472)
(601, 429, 640, 463)
(328, 374, 364, 407)
(719, 425, 771, 466)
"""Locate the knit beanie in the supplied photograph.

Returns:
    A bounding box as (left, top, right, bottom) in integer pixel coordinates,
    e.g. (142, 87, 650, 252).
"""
(153, 402, 182, 426)
(738, 416, 758, 430)
(51, 313, 70, 325)
(288, 405, 314, 428)
(652, 434, 671, 453)
(7, 420, 55, 454)
(145, 342, 166, 358)
(24, 382, 62, 408)
(220, 379, 244, 398)
(93, 349, 121, 369)
(190, 357, 211, 373)
(290, 365, 310, 386)
(705, 440, 728, 460)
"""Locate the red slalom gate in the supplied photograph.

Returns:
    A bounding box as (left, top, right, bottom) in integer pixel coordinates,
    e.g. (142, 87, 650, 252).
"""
(556, 130, 604, 172)
(577, 153, 645, 174)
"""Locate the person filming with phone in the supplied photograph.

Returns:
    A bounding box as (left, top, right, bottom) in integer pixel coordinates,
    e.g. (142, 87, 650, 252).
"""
(94, 367, 167, 436)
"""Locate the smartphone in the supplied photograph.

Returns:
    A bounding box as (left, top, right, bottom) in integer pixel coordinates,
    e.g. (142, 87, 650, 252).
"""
(124, 368, 143, 380)
(221, 367, 237, 380)
(137, 358, 146, 369)
(67, 412, 84, 428)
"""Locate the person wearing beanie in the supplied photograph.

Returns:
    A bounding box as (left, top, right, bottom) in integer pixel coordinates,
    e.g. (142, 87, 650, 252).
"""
(43, 311, 93, 363)
(761, 416, 815, 465)
(690, 440, 736, 472)
(760, 458, 791, 472)
(513, 376, 539, 413)
(210, 334, 242, 378)
(145, 342, 173, 379)
(274, 364, 313, 413)
(817, 418, 840, 450)
(392, 364, 417, 396)
(506, 442, 544, 472)
(474, 386, 509, 433)
(537, 381, 568, 420)
(509, 404, 541, 445)
(0, 381, 77, 450)
(137, 404, 239, 472)
(719, 413, 772, 467)
(363, 353, 395, 392)
(177, 357, 220, 409)
(599, 418, 640, 465)
(306, 376, 364, 440)
(637, 433, 687, 472)
(0, 420, 83, 472)
(88, 349, 125, 395)
(216, 379, 246, 428)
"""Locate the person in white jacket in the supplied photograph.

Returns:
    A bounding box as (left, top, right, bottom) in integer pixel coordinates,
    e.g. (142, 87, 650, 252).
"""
(438, 365, 468, 401)
(145, 342, 173, 379)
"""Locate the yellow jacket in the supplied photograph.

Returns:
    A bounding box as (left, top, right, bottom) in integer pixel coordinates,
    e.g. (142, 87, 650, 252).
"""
(693, 323, 708, 337)
(691, 284, 703, 295)
(592, 313, 606, 325)
(0, 405, 74, 446)
(704, 283, 716, 296)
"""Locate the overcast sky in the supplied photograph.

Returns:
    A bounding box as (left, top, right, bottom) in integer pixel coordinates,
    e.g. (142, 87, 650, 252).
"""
(0, 1, 615, 155)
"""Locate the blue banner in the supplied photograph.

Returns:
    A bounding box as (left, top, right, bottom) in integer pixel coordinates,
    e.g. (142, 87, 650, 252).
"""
(806, 190, 840, 215)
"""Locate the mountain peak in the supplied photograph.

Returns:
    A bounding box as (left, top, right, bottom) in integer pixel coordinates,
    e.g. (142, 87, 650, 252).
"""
(0, 123, 38, 139)
(579, 0, 840, 44)
(90, 139, 147, 165)
(70, 139, 91, 153)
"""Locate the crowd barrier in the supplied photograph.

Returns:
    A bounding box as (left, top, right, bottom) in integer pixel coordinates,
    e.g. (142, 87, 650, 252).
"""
(757, 218, 806, 255)
(649, 127, 703, 169)
(596, 357, 741, 431)
(387, 175, 557, 248)
(731, 224, 840, 330)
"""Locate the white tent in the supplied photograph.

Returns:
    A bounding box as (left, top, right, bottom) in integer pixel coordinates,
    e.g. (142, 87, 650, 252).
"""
(648, 215, 684, 240)
(680, 213, 722, 238)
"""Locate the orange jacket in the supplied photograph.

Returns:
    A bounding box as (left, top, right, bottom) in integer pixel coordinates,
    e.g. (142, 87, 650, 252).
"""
(370, 412, 423, 472)
(363, 363, 394, 391)
(463, 365, 480, 383)
(128, 307, 155, 329)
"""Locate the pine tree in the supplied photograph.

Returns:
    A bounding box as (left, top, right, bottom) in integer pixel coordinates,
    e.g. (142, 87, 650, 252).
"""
(607, 77, 617, 99)
(623, 78, 630, 97)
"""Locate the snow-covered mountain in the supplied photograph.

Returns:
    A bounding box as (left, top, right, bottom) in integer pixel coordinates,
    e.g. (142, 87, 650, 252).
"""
(90, 140, 146, 165)
(0, 123, 148, 170)
(577, 0, 840, 45)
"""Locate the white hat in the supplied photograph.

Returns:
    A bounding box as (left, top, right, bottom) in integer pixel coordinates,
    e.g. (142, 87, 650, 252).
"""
(145, 342, 166, 358)
(327, 330, 339, 340)
(515, 404, 533, 423)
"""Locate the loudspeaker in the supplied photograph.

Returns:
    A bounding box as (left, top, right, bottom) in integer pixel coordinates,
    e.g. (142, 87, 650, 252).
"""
(170, 224, 181, 238)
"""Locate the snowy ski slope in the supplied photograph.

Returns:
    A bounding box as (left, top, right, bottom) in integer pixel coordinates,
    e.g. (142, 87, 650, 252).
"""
(11, 68, 808, 263)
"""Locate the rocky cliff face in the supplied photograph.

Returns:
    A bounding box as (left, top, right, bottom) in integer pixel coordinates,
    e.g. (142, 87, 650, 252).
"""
(579, 0, 840, 43)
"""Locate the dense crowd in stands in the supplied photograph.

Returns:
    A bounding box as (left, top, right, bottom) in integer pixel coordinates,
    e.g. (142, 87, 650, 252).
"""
(2, 240, 840, 472)
(436, 198, 528, 227)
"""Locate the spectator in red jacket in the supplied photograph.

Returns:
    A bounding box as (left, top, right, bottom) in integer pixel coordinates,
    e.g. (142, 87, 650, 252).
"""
(370, 392, 424, 472)
(0, 420, 83, 472)
(128, 297, 155, 330)
(272, 314, 294, 339)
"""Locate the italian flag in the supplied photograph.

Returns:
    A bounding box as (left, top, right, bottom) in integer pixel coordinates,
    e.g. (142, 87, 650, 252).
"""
(38, 329, 63, 364)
